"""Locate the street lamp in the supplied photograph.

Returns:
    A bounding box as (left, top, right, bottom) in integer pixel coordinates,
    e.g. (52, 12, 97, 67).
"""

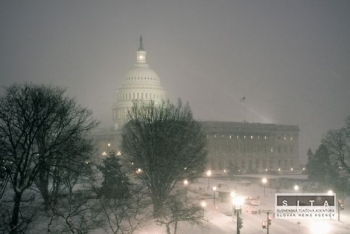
(213, 186, 217, 206)
(206, 170, 211, 190)
(262, 178, 267, 197)
(294, 185, 299, 192)
(233, 196, 244, 234)
(200, 200, 207, 218)
(184, 179, 189, 204)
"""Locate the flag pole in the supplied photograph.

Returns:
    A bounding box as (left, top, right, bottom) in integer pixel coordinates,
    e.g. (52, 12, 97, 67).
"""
(240, 96, 246, 122)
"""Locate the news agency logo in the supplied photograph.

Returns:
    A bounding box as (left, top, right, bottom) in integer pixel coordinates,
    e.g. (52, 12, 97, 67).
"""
(275, 193, 336, 219)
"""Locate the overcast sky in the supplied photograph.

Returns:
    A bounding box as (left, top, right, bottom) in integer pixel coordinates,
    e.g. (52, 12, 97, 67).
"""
(1, 0, 349, 163)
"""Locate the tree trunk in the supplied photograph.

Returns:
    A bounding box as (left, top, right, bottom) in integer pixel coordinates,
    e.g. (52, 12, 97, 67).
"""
(152, 197, 165, 218)
(10, 192, 22, 234)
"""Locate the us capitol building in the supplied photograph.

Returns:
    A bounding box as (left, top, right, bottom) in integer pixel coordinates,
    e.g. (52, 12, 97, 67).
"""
(92, 37, 300, 173)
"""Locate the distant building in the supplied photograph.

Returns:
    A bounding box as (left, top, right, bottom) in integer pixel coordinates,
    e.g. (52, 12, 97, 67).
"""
(93, 38, 300, 172)
(203, 121, 299, 172)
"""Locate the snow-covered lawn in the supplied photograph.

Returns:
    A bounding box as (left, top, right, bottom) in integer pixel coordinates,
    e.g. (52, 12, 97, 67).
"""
(122, 176, 350, 234)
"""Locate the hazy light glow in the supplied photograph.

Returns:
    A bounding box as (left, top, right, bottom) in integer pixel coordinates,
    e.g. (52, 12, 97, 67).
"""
(233, 196, 245, 207)
(206, 170, 211, 177)
(310, 221, 331, 234)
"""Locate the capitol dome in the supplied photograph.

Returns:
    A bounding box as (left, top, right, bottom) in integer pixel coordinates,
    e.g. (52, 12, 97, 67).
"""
(112, 37, 166, 129)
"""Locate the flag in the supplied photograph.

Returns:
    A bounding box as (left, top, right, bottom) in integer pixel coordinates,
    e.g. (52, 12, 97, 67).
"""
(240, 97, 245, 102)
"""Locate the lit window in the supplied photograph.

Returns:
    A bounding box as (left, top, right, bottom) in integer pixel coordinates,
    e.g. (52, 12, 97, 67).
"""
(251, 136, 253, 139)
(264, 136, 267, 139)
(102, 151, 107, 156)
(107, 143, 111, 147)
(230, 135, 232, 139)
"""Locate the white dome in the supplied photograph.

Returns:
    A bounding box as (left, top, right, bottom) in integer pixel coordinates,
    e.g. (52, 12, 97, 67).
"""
(112, 37, 166, 129)
(123, 64, 161, 86)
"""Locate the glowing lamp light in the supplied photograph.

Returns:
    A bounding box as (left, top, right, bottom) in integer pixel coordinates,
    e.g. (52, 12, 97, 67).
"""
(311, 221, 331, 234)
(233, 196, 245, 207)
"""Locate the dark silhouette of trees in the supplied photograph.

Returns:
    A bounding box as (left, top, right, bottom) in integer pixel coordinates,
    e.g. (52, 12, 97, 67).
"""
(122, 99, 207, 217)
(322, 115, 350, 174)
(98, 151, 130, 199)
(0, 83, 98, 234)
(306, 144, 338, 187)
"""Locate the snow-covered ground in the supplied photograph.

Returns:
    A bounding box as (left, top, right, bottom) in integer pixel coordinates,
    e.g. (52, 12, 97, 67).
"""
(131, 176, 350, 234)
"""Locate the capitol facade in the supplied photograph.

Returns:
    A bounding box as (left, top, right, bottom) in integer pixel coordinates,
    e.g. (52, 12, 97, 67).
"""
(93, 38, 300, 173)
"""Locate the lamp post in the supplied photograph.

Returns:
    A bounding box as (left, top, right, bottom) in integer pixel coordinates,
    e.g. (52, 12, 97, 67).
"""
(207, 170, 211, 190)
(200, 200, 207, 218)
(184, 179, 189, 204)
(266, 211, 271, 234)
(262, 178, 267, 197)
(213, 186, 217, 206)
(233, 196, 244, 234)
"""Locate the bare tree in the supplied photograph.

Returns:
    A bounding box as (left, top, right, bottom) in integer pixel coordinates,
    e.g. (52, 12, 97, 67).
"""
(47, 191, 104, 234)
(97, 184, 152, 234)
(156, 191, 206, 234)
(122, 99, 207, 217)
(0, 83, 98, 234)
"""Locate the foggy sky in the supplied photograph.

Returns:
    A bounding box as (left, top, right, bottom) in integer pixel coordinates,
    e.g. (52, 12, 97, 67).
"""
(1, 0, 350, 164)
